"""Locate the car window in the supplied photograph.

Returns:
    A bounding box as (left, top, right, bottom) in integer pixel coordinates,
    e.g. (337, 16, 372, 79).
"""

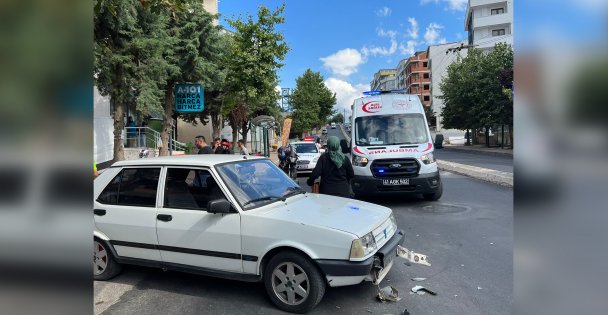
(97, 168, 160, 207)
(164, 168, 226, 210)
(216, 160, 300, 210)
(293, 143, 318, 153)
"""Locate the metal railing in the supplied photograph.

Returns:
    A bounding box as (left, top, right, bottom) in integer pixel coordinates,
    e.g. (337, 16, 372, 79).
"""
(124, 127, 187, 153)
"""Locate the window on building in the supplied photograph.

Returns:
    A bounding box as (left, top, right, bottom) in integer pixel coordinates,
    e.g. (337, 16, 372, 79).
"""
(97, 168, 161, 207)
(423, 95, 430, 102)
(423, 62, 428, 67)
(492, 29, 506, 36)
(423, 73, 430, 79)
(424, 84, 429, 90)
(491, 8, 505, 15)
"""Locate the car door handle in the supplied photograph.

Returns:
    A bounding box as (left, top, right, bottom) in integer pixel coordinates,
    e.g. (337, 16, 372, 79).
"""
(94, 209, 106, 216)
(157, 214, 172, 222)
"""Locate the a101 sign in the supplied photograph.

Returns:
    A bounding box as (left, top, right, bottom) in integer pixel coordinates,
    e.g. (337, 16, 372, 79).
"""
(175, 84, 204, 113)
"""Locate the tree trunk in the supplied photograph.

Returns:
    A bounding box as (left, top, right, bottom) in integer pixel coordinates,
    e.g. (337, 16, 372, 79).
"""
(239, 121, 249, 145)
(112, 100, 126, 162)
(160, 83, 174, 156)
(509, 124, 513, 149)
(211, 112, 221, 139)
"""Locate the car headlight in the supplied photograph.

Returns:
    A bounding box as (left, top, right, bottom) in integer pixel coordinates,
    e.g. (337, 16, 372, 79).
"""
(421, 152, 435, 165)
(353, 155, 369, 167)
(389, 213, 397, 230)
(350, 232, 377, 259)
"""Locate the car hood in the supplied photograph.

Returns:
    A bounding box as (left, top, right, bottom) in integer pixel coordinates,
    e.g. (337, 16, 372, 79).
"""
(258, 194, 392, 238)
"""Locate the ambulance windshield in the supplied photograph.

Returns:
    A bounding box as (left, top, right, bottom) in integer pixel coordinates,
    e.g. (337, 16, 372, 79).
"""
(354, 114, 429, 146)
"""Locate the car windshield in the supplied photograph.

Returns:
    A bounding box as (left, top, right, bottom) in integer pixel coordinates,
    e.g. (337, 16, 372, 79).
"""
(215, 159, 304, 210)
(354, 113, 429, 146)
(292, 143, 318, 153)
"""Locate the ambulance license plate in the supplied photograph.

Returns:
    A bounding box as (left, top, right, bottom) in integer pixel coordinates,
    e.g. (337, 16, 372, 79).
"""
(382, 179, 409, 185)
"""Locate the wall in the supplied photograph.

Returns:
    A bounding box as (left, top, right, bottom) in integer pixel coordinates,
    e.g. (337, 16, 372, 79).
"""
(94, 87, 114, 164)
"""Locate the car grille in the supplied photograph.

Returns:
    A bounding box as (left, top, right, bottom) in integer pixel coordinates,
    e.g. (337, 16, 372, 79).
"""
(370, 158, 420, 178)
(372, 218, 395, 249)
(377, 185, 417, 192)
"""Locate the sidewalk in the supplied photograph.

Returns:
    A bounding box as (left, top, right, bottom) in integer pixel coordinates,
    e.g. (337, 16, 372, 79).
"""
(441, 144, 512, 157)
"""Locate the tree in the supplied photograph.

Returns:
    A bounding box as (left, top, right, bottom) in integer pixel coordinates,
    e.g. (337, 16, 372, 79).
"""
(440, 43, 513, 146)
(329, 113, 344, 124)
(95, 0, 172, 161)
(290, 69, 336, 136)
(223, 4, 289, 145)
(157, 4, 225, 156)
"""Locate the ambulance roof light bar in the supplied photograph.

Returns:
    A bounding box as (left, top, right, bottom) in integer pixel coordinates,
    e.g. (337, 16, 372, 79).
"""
(362, 89, 408, 96)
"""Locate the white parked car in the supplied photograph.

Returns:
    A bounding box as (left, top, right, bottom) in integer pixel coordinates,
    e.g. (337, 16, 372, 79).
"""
(94, 155, 404, 313)
(290, 141, 322, 174)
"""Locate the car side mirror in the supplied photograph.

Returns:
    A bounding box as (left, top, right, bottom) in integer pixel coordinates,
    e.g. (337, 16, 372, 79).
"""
(207, 199, 232, 214)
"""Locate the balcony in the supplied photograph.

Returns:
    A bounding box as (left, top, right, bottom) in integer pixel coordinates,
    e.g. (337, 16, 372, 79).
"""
(473, 13, 511, 29)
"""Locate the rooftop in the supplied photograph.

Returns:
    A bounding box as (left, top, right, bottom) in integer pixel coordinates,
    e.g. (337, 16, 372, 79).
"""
(112, 154, 267, 167)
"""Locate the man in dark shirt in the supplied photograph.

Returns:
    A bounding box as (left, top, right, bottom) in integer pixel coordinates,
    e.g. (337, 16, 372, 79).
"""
(194, 135, 214, 154)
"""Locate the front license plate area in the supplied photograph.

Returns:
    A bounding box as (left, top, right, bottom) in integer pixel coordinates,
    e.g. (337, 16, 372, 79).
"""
(382, 178, 410, 185)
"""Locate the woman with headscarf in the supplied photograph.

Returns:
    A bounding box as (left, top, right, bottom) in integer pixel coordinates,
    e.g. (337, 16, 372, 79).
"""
(307, 136, 354, 198)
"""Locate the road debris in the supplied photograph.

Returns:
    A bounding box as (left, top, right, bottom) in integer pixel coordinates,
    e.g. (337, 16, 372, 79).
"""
(477, 286, 483, 290)
(366, 309, 372, 313)
(397, 245, 431, 266)
(377, 285, 402, 302)
(403, 308, 411, 315)
(411, 285, 437, 296)
(411, 277, 426, 282)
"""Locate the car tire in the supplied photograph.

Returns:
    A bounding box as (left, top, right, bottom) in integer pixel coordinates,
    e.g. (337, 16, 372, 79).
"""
(264, 251, 326, 314)
(93, 238, 123, 281)
(423, 181, 443, 201)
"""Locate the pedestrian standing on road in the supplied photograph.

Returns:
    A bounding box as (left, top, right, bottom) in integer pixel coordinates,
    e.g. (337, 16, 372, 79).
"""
(194, 136, 214, 154)
(138, 120, 148, 147)
(307, 136, 354, 198)
(315, 138, 322, 151)
(237, 139, 249, 155)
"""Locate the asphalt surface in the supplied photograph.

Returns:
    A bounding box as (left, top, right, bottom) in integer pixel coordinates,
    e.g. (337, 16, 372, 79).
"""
(433, 150, 513, 173)
(94, 126, 513, 315)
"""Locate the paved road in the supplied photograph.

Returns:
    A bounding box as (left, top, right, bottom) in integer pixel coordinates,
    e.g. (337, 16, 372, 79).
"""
(434, 150, 513, 173)
(95, 125, 513, 315)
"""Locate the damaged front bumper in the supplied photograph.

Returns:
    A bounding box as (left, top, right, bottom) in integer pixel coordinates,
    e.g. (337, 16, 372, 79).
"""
(316, 229, 405, 287)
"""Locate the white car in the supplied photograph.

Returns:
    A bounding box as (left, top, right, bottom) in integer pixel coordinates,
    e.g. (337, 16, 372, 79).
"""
(94, 155, 404, 313)
(321, 128, 327, 134)
(331, 122, 336, 129)
(290, 141, 322, 173)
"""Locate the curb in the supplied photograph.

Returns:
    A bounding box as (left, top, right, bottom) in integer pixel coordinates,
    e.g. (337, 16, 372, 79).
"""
(440, 146, 513, 158)
(437, 160, 513, 187)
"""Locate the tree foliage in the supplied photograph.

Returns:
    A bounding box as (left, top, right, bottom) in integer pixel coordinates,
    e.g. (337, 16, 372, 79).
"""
(440, 43, 513, 141)
(223, 4, 289, 144)
(329, 113, 344, 124)
(290, 69, 336, 135)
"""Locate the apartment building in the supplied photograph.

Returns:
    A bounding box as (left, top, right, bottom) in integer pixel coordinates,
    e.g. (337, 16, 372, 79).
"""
(370, 69, 397, 91)
(403, 51, 431, 107)
(465, 0, 513, 50)
(426, 41, 468, 132)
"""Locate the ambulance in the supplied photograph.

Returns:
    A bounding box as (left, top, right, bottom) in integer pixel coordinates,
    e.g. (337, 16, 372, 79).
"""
(348, 91, 442, 200)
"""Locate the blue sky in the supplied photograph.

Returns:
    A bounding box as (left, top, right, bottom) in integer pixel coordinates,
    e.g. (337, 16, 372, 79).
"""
(218, 0, 470, 113)
(218, 0, 607, 114)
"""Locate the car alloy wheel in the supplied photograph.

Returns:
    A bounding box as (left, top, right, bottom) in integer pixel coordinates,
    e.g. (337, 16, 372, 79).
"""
(94, 240, 108, 276)
(271, 262, 310, 306)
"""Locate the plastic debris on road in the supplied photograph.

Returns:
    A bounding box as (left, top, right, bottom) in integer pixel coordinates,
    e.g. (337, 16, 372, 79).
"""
(397, 245, 431, 266)
(377, 285, 402, 302)
(411, 277, 427, 282)
(411, 285, 437, 296)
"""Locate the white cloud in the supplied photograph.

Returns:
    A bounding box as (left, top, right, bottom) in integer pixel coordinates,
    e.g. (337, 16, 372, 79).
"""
(424, 23, 444, 45)
(320, 48, 365, 76)
(361, 28, 398, 57)
(420, 0, 467, 11)
(324, 78, 369, 114)
(399, 40, 419, 56)
(376, 6, 392, 17)
(407, 17, 419, 39)
(439, 38, 447, 44)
